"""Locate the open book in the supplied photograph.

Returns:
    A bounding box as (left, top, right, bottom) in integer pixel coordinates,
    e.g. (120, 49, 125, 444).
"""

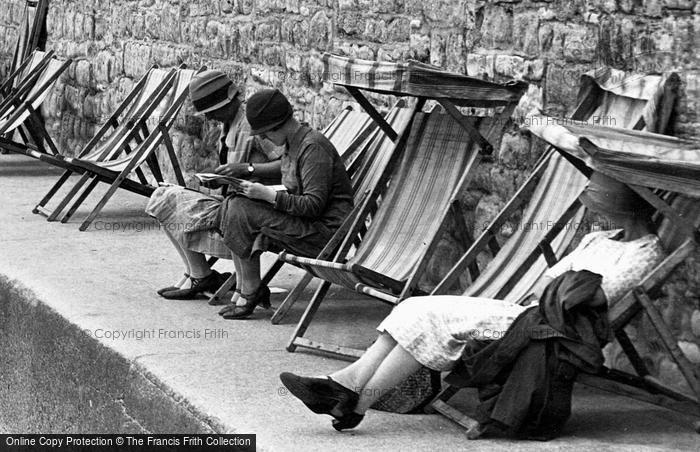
(194, 173, 286, 193)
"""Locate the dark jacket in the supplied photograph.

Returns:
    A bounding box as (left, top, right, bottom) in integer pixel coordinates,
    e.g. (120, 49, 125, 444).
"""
(274, 126, 354, 230)
(446, 270, 610, 439)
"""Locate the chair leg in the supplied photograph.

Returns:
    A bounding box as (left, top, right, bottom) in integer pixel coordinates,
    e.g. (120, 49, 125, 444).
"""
(207, 274, 236, 305)
(286, 280, 331, 352)
(47, 173, 92, 221)
(61, 177, 100, 224)
(271, 272, 313, 324)
(33, 169, 72, 215)
(78, 175, 125, 231)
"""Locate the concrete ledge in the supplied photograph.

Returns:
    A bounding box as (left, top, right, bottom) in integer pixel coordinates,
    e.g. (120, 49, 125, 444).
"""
(0, 276, 225, 433)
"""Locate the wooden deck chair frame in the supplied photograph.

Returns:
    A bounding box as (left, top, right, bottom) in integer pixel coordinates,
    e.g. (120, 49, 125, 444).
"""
(204, 105, 395, 306)
(0, 51, 71, 157)
(277, 67, 527, 360)
(41, 66, 200, 231)
(8, 0, 48, 78)
(431, 154, 700, 431)
(29, 66, 188, 229)
(426, 69, 683, 425)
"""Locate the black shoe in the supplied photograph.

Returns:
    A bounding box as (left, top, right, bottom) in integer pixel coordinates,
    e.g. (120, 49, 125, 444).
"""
(332, 412, 364, 431)
(222, 285, 270, 319)
(161, 271, 230, 300)
(157, 273, 189, 296)
(279, 373, 359, 419)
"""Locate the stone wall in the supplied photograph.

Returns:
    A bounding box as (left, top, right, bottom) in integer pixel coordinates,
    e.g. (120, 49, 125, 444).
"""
(1, 0, 698, 394)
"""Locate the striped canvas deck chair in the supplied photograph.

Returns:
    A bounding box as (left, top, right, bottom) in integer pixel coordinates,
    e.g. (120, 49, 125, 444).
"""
(0, 51, 71, 156)
(276, 54, 528, 359)
(37, 67, 199, 231)
(426, 69, 681, 427)
(433, 126, 700, 432)
(29, 65, 178, 220)
(209, 104, 410, 307)
(7, 0, 48, 79)
(429, 130, 698, 432)
(429, 69, 680, 305)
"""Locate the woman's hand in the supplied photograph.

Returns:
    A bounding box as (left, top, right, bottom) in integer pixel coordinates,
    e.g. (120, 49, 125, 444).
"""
(239, 181, 277, 204)
(214, 163, 250, 178)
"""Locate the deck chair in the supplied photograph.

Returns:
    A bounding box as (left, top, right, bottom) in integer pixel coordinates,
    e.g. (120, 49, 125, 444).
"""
(429, 127, 699, 431)
(432, 125, 700, 432)
(208, 104, 412, 307)
(7, 0, 48, 79)
(0, 51, 71, 156)
(32, 66, 199, 231)
(429, 69, 680, 305)
(278, 53, 528, 359)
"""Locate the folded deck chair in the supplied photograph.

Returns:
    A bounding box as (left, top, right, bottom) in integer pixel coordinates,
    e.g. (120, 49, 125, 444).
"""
(0, 51, 71, 156)
(278, 53, 528, 359)
(208, 105, 411, 307)
(31, 66, 198, 231)
(7, 0, 48, 80)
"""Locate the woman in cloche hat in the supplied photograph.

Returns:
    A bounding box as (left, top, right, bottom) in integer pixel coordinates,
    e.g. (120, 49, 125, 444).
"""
(146, 70, 284, 301)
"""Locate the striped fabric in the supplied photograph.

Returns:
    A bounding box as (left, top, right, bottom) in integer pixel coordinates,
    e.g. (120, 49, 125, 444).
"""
(529, 121, 700, 197)
(75, 68, 175, 163)
(88, 69, 197, 172)
(146, 104, 389, 258)
(0, 56, 65, 134)
(322, 53, 527, 107)
(307, 111, 484, 292)
(444, 69, 679, 303)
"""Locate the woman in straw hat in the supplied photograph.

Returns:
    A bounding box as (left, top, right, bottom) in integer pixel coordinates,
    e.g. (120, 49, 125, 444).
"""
(279, 172, 667, 432)
(146, 70, 284, 300)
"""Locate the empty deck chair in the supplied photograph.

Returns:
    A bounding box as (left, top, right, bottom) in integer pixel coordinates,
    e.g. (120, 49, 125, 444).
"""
(8, 0, 48, 79)
(0, 51, 71, 156)
(278, 53, 528, 359)
(42, 67, 199, 231)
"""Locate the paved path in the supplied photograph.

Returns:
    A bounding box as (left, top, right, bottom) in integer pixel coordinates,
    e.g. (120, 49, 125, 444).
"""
(0, 154, 698, 451)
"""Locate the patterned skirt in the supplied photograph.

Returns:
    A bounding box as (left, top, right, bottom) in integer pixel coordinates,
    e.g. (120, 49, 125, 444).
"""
(376, 296, 528, 371)
(145, 186, 233, 259)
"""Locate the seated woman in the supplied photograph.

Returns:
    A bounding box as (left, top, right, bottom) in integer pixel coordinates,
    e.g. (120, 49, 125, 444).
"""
(279, 171, 667, 430)
(215, 89, 353, 318)
(147, 70, 284, 301)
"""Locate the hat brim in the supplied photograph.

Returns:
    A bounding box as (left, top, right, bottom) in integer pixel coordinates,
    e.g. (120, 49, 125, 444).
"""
(578, 190, 638, 217)
(249, 116, 289, 135)
(193, 85, 239, 115)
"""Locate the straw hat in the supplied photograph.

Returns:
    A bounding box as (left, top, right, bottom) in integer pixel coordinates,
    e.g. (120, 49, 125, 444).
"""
(188, 70, 239, 115)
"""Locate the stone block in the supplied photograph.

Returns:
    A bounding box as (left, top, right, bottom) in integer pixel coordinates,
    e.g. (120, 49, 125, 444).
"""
(423, 0, 467, 27)
(495, 54, 525, 79)
(409, 24, 430, 62)
(498, 132, 532, 169)
(429, 32, 446, 67)
(643, 0, 664, 16)
(466, 53, 495, 79)
(309, 11, 333, 51)
(255, 20, 281, 42)
(337, 11, 364, 37)
(545, 62, 588, 113)
(480, 5, 512, 49)
(444, 32, 466, 74)
(513, 12, 539, 57)
(75, 60, 92, 87)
